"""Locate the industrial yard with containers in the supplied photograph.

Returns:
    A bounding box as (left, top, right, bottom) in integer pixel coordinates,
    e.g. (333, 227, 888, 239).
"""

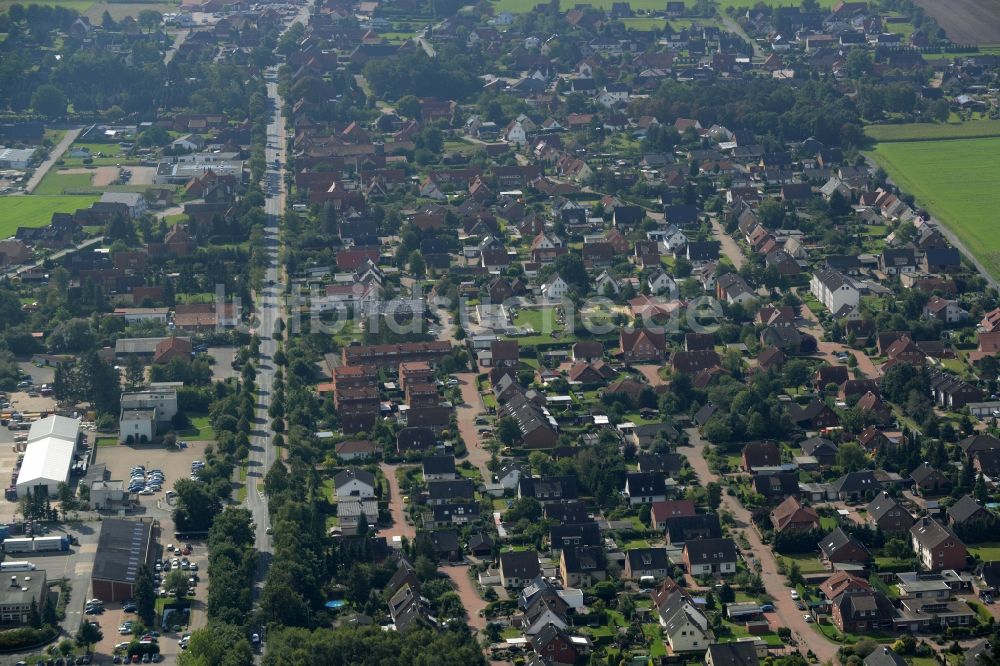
(0, 402, 212, 663)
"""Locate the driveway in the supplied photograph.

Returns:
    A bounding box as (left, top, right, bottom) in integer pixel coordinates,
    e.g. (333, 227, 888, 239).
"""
(379, 462, 415, 540)
(442, 564, 487, 630)
(684, 427, 838, 664)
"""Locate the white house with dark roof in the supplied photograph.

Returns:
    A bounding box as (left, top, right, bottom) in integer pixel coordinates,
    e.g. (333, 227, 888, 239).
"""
(810, 267, 860, 314)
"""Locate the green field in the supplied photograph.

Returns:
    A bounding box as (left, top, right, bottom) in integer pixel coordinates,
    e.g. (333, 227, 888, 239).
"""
(0, 0, 94, 11)
(865, 119, 1000, 142)
(0, 195, 99, 235)
(493, 0, 834, 11)
(867, 137, 1000, 279)
(34, 171, 95, 195)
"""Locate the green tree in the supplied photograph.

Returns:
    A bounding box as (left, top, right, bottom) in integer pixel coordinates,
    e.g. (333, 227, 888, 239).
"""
(408, 250, 426, 278)
(134, 564, 155, 626)
(125, 354, 145, 389)
(836, 442, 867, 472)
(76, 621, 103, 653)
(164, 568, 190, 599)
(496, 417, 520, 446)
(31, 84, 67, 118)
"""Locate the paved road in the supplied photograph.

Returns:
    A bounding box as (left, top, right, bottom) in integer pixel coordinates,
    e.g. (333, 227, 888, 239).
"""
(442, 564, 487, 630)
(683, 427, 838, 664)
(246, 65, 293, 590)
(24, 126, 82, 194)
(709, 214, 746, 270)
(164, 28, 189, 65)
(454, 373, 491, 479)
(379, 462, 416, 540)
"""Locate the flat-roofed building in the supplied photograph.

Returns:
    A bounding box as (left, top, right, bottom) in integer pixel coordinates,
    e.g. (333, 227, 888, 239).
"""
(0, 571, 47, 625)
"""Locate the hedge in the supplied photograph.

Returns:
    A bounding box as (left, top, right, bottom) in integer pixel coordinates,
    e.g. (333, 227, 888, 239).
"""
(0, 625, 58, 651)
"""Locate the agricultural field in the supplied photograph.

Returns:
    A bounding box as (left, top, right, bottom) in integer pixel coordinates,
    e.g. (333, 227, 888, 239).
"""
(866, 136, 1000, 279)
(33, 171, 95, 195)
(0, 0, 94, 12)
(493, 0, 836, 11)
(0, 194, 99, 235)
(865, 119, 1000, 142)
(914, 0, 1000, 44)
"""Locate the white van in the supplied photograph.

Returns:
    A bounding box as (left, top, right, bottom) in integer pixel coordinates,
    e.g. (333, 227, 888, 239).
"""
(1, 561, 36, 572)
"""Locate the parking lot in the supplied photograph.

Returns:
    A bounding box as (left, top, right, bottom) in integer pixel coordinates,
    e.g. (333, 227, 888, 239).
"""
(206, 347, 237, 382)
(85, 441, 212, 663)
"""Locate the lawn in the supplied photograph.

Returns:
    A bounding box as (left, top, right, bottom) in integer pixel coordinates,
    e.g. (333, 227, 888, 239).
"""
(780, 553, 826, 574)
(969, 542, 1000, 561)
(96, 437, 118, 447)
(506, 306, 569, 346)
(642, 624, 666, 657)
(0, 194, 99, 234)
(866, 137, 1000, 280)
(34, 171, 95, 195)
(178, 415, 215, 442)
(84, 1, 179, 21)
(865, 119, 1000, 142)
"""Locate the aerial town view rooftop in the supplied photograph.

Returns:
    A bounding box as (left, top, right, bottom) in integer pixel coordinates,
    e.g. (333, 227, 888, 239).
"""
(2, 0, 1000, 663)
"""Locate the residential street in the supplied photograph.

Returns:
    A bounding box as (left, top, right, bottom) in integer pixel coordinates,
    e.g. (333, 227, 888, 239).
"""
(379, 462, 416, 540)
(442, 564, 487, 630)
(683, 428, 839, 664)
(710, 215, 746, 269)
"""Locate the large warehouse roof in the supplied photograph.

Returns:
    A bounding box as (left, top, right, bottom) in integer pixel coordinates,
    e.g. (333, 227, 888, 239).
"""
(27, 415, 80, 444)
(93, 520, 154, 585)
(16, 436, 75, 495)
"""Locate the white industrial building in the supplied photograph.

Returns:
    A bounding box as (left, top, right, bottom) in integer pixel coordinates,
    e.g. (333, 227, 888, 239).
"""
(17, 415, 81, 498)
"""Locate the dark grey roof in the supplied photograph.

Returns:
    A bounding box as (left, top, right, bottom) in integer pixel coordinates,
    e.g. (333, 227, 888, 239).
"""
(707, 642, 760, 666)
(626, 472, 667, 496)
(665, 514, 722, 542)
(427, 479, 474, 501)
(832, 471, 880, 494)
(625, 547, 669, 571)
(422, 455, 456, 476)
(863, 648, 909, 666)
(819, 527, 868, 560)
(93, 519, 154, 585)
(684, 537, 738, 563)
(334, 468, 376, 489)
(500, 550, 541, 578)
(948, 495, 990, 524)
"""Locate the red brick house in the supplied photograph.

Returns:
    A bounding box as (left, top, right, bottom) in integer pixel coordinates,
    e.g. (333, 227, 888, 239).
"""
(619, 329, 667, 362)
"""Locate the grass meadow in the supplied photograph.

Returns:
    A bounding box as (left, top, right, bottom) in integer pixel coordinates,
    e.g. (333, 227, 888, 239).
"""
(0, 195, 99, 235)
(866, 136, 1000, 279)
(493, 0, 836, 12)
(865, 119, 1000, 142)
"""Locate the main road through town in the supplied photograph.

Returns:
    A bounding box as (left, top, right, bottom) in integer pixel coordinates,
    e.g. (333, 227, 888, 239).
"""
(245, 4, 307, 590)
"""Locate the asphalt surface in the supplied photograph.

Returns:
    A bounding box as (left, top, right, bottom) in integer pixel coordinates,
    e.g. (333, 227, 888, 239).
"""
(244, 75, 286, 583)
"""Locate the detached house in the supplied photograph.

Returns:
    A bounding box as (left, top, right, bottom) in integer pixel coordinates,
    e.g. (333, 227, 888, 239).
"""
(683, 538, 738, 576)
(624, 472, 667, 505)
(624, 547, 670, 580)
(866, 493, 914, 534)
(500, 550, 541, 588)
(769, 496, 820, 534)
(619, 329, 667, 362)
(910, 518, 969, 571)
